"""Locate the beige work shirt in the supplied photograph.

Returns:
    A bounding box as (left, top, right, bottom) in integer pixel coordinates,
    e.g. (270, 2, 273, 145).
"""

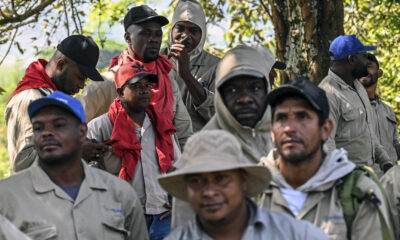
(0, 215, 31, 240)
(77, 65, 193, 150)
(380, 164, 400, 240)
(87, 113, 182, 215)
(371, 95, 400, 162)
(319, 70, 391, 168)
(5, 88, 53, 173)
(0, 160, 149, 240)
(166, 198, 328, 240)
(161, 48, 220, 132)
(259, 149, 393, 240)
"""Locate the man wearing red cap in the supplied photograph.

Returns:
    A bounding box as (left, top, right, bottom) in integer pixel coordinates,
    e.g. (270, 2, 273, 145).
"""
(77, 5, 193, 151)
(5, 35, 105, 173)
(87, 62, 181, 240)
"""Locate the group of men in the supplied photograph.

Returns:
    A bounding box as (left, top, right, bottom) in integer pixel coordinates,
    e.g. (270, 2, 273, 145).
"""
(1, 0, 400, 239)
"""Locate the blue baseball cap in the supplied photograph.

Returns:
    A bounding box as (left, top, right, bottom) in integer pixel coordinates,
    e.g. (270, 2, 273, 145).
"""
(329, 35, 376, 60)
(28, 91, 86, 123)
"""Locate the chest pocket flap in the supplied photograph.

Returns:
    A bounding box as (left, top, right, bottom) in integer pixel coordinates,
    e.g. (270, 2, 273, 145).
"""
(386, 113, 397, 124)
(342, 107, 361, 121)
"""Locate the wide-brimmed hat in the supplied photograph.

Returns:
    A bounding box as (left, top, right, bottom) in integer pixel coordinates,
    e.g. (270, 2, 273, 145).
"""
(158, 130, 271, 201)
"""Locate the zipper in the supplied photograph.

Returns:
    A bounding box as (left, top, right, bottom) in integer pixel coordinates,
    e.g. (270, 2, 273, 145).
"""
(252, 128, 256, 138)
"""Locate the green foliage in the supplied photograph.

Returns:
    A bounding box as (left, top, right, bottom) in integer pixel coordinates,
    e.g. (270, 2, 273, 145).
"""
(344, 0, 400, 129)
(0, 60, 25, 179)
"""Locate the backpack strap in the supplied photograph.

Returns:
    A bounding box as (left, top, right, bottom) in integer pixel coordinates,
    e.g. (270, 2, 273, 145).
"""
(339, 167, 393, 240)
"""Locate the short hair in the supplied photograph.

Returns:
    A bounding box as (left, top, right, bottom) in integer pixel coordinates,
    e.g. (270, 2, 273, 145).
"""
(270, 93, 326, 126)
(367, 53, 379, 69)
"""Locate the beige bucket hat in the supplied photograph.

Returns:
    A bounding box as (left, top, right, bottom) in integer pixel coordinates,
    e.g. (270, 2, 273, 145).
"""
(158, 130, 271, 201)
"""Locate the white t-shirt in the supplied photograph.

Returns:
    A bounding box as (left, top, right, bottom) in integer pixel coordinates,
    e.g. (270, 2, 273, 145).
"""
(280, 188, 308, 216)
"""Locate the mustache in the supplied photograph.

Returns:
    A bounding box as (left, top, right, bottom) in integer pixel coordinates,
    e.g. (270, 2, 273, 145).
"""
(39, 139, 62, 149)
(280, 133, 304, 144)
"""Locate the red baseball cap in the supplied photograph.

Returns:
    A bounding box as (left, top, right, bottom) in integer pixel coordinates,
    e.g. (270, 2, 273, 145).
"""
(115, 62, 158, 88)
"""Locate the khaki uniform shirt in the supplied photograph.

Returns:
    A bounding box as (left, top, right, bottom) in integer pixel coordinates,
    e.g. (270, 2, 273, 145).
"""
(319, 70, 391, 168)
(87, 113, 182, 215)
(0, 215, 31, 240)
(166, 198, 328, 240)
(161, 49, 220, 132)
(77, 65, 193, 150)
(371, 95, 400, 162)
(380, 165, 400, 240)
(260, 150, 393, 240)
(0, 161, 149, 240)
(5, 88, 53, 173)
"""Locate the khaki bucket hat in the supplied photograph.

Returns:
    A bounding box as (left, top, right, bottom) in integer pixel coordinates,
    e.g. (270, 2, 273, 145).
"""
(158, 130, 271, 201)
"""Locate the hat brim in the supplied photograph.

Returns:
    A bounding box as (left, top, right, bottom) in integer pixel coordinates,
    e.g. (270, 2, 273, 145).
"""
(77, 63, 103, 82)
(133, 15, 169, 27)
(158, 156, 271, 202)
(218, 69, 265, 86)
(28, 98, 84, 123)
(267, 86, 322, 112)
(273, 61, 286, 70)
(124, 73, 158, 86)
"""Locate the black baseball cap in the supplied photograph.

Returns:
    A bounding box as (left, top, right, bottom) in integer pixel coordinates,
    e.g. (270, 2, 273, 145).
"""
(273, 61, 286, 70)
(124, 5, 169, 31)
(57, 35, 103, 81)
(267, 77, 330, 120)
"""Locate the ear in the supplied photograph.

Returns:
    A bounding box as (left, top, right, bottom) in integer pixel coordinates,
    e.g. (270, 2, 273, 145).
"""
(78, 123, 88, 143)
(270, 125, 276, 144)
(321, 118, 334, 141)
(117, 87, 124, 97)
(347, 55, 355, 65)
(56, 57, 67, 72)
(124, 32, 131, 44)
(378, 69, 383, 78)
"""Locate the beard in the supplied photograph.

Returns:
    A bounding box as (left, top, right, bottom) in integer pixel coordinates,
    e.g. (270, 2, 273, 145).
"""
(360, 76, 378, 88)
(38, 145, 81, 167)
(277, 140, 321, 166)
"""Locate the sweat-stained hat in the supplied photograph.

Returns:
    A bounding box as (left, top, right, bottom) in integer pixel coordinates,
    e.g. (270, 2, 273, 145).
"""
(329, 35, 377, 60)
(28, 91, 86, 123)
(267, 77, 330, 121)
(124, 5, 169, 31)
(115, 62, 158, 89)
(57, 35, 103, 81)
(158, 130, 272, 201)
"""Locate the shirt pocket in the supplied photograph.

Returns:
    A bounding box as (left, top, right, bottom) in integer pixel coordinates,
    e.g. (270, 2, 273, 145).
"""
(337, 106, 364, 140)
(386, 114, 397, 125)
(21, 221, 57, 240)
(320, 216, 347, 240)
(102, 214, 128, 239)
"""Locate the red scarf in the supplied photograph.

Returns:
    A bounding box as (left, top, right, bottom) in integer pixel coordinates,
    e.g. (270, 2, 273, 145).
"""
(109, 49, 174, 124)
(8, 59, 58, 103)
(108, 98, 176, 181)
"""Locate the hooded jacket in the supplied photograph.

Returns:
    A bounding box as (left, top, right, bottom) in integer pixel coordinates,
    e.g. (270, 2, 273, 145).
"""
(203, 44, 275, 163)
(259, 148, 392, 240)
(171, 44, 277, 230)
(161, 0, 220, 132)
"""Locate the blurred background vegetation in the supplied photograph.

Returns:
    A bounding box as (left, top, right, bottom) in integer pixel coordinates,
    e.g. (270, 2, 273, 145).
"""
(0, 0, 399, 178)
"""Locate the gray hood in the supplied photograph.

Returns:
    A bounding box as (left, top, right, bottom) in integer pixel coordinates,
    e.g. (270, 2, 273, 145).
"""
(168, 0, 206, 61)
(261, 148, 355, 192)
(204, 44, 276, 163)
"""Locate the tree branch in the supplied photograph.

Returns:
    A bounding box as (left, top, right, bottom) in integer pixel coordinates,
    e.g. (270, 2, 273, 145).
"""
(0, 28, 18, 66)
(0, 0, 56, 25)
(259, 0, 272, 19)
(62, 0, 70, 35)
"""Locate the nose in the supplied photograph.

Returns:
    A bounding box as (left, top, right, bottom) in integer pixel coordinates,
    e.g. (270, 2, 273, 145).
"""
(201, 182, 219, 198)
(236, 90, 254, 105)
(282, 118, 298, 134)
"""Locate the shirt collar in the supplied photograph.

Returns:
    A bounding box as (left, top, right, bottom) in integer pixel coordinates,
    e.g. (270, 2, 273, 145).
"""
(328, 69, 356, 90)
(31, 159, 107, 194)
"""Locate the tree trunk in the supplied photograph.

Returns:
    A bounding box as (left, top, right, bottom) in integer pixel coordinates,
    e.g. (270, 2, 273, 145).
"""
(270, 0, 344, 84)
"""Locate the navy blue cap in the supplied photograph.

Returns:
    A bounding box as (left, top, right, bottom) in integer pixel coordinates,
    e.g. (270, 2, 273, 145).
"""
(267, 77, 330, 121)
(28, 91, 86, 123)
(329, 35, 377, 60)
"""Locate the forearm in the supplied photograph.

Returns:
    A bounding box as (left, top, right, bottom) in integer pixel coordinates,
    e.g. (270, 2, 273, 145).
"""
(179, 70, 207, 106)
